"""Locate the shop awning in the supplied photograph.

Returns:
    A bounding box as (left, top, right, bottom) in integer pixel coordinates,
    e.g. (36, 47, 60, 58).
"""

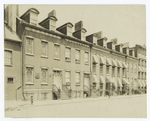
(141, 80, 145, 87)
(137, 80, 142, 87)
(106, 76, 113, 83)
(93, 55, 98, 64)
(93, 75, 98, 83)
(100, 76, 105, 84)
(106, 58, 112, 66)
(117, 78, 122, 87)
(112, 60, 117, 67)
(100, 56, 106, 65)
(117, 60, 122, 68)
(122, 62, 127, 68)
(112, 77, 117, 87)
(138, 66, 142, 72)
(122, 78, 129, 85)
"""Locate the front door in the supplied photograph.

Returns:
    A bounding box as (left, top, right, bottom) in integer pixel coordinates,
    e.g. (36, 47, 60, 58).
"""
(53, 71, 62, 90)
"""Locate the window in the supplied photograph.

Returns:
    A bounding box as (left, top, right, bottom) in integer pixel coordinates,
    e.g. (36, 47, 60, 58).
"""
(127, 62, 129, 71)
(138, 72, 140, 79)
(106, 65, 109, 74)
(138, 60, 140, 65)
(54, 44, 60, 59)
(50, 20, 56, 31)
(141, 72, 143, 79)
(135, 64, 137, 73)
(65, 47, 71, 61)
(26, 37, 34, 54)
(100, 83, 103, 89)
(4, 50, 12, 65)
(30, 12, 38, 25)
(118, 67, 120, 77)
(67, 26, 72, 36)
(122, 68, 125, 77)
(85, 52, 89, 64)
(7, 78, 13, 84)
(112, 67, 115, 76)
(26, 67, 34, 83)
(100, 64, 103, 74)
(41, 68, 48, 83)
(75, 49, 80, 63)
(93, 64, 96, 74)
(75, 72, 80, 84)
(65, 71, 71, 83)
(41, 41, 48, 57)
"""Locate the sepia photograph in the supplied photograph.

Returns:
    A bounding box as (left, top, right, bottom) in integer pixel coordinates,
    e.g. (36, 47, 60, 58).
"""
(3, 3, 148, 119)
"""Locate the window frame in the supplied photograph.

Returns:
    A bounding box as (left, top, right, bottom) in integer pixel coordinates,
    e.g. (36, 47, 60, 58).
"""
(75, 48, 80, 63)
(7, 77, 15, 84)
(4, 49, 13, 66)
(65, 46, 71, 62)
(84, 51, 89, 65)
(75, 71, 80, 85)
(54, 43, 60, 60)
(65, 70, 71, 84)
(41, 40, 48, 58)
(26, 36, 34, 56)
(25, 65, 34, 85)
(41, 67, 49, 85)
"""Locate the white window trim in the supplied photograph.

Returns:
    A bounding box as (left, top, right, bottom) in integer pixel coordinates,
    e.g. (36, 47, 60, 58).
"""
(41, 67, 48, 85)
(41, 40, 48, 58)
(25, 65, 34, 85)
(4, 49, 13, 66)
(26, 36, 34, 56)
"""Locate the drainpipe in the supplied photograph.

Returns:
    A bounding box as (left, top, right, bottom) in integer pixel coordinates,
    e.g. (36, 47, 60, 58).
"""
(90, 45, 92, 97)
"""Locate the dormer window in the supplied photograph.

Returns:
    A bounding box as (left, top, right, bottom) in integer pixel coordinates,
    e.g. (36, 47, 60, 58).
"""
(30, 12, 38, 25)
(67, 24, 72, 36)
(50, 19, 56, 31)
(93, 36, 97, 45)
(81, 30, 86, 41)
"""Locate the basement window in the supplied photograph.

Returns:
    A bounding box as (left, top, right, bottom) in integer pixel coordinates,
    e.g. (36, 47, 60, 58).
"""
(7, 78, 14, 84)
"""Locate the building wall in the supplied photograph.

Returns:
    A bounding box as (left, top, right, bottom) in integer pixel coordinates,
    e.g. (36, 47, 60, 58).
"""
(22, 28, 91, 100)
(4, 40, 22, 100)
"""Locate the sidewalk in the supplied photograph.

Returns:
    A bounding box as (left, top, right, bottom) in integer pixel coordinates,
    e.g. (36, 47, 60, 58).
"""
(5, 94, 146, 111)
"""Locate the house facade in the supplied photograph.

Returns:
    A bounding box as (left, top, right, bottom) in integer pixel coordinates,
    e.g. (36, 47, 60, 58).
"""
(4, 5, 147, 101)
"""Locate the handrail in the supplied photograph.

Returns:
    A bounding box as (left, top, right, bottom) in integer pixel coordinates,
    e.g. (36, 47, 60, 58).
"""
(84, 85, 90, 91)
(52, 84, 59, 92)
(62, 85, 71, 97)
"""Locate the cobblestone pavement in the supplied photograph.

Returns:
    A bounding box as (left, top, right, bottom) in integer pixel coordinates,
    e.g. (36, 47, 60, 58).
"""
(5, 95, 147, 118)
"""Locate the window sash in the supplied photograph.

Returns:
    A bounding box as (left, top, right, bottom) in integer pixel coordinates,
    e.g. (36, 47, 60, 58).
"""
(26, 67, 33, 82)
(4, 50, 12, 65)
(65, 48, 71, 58)
(41, 41, 47, 56)
(26, 38, 33, 54)
(85, 52, 89, 63)
(41, 69, 48, 83)
(65, 71, 70, 82)
(75, 50, 80, 60)
(75, 72, 80, 83)
(100, 65, 103, 74)
(106, 66, 109, 74)
(54, 45, 60, 58)
(112, 67, 115, 76)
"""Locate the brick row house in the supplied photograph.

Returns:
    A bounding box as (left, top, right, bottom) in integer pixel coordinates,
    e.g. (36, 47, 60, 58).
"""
(4, 5, 147, 101)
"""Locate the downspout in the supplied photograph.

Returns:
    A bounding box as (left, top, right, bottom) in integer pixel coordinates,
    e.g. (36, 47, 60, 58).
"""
(90, 45, 92, 97)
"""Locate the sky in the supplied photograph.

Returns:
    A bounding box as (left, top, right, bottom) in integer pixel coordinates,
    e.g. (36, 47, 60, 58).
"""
(18, 5, 146, 47)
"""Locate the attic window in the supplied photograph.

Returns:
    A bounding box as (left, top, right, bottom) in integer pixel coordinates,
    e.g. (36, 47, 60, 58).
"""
(50, 19, 56, 31)
(81, 31, 86, 41)
(30, 12, 38, 26)
(67, 25, 72, 36)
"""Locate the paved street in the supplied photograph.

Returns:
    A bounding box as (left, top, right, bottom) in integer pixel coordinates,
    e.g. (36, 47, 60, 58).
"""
(5, 95, 147, 118)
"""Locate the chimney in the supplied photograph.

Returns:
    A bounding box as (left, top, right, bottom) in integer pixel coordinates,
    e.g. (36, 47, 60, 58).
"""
(73, 21, 87, 41)
(39, 10, 58, 31)
(107, 38, 117, 50)
(115, 43, 123, 52)
(86, 33, 98, 45)
(97, 37, 108, 48)
(20, 8, 40, 26)
(56, 22, 73, 36)
(4, 4, 19, 32)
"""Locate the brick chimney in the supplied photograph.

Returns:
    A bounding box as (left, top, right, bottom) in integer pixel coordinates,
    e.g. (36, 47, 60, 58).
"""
(115, 43, 123, 52)
(97, 37, 108, 48)
(20, 8, 40, 26)
(4, 4, 19, 32)
(39, 10, 58, 31)
(73, 21, 87, 41)
(56, 22, 73, 36)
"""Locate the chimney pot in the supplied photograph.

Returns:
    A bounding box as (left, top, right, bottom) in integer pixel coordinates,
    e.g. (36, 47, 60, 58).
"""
(75, 21, 83, 32)
(48, 10, 56, 18)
